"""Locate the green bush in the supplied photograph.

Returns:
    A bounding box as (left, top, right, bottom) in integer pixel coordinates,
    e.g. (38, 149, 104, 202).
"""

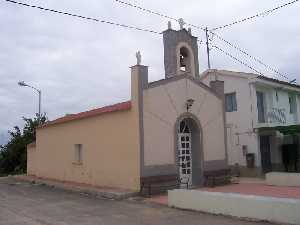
(0, 114, 47, 175)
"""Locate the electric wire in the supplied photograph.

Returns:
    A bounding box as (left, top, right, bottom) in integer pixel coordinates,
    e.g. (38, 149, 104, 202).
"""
(3, 0, 162, 35)
(114, 0, 206, 31)
(3, 0, 293, 80)
(115, 0, 177, 22)
(211, 0, 299, 31)
(211, 31, 290, 80)
(212, 45, 264, 76)
(114, 0, 292, 79)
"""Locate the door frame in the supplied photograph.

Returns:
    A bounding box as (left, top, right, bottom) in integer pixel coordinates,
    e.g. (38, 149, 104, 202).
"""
(174, 113, 204, 186)
(260, 135, 272, 173)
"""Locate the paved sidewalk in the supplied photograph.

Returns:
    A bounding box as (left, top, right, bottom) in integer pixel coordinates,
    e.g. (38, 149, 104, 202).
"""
(0, 177, 273, 225)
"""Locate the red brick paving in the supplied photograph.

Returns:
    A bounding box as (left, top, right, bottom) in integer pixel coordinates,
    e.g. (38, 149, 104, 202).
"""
(147, 183, 300, 206)
(201, 183, 300, 199)
(146, 194, 168, 205)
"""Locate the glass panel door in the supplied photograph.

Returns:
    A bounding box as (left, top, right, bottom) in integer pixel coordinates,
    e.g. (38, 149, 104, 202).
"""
(178, 120, 192, 186)
(257, 91, 265, 123)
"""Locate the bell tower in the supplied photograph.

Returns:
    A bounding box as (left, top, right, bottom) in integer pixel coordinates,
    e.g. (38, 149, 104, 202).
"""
(163, 20, 199, 78)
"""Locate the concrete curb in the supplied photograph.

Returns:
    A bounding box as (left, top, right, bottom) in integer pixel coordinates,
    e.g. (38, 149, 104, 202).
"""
(168, 189, 300, 225)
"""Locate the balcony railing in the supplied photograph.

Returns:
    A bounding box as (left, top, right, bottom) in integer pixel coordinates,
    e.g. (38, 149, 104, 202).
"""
(266, 108, 286, 124)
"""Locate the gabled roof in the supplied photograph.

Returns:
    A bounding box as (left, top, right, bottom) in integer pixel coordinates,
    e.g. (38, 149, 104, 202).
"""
(39, 101, 131, 129)
(147, 73, 220, 99)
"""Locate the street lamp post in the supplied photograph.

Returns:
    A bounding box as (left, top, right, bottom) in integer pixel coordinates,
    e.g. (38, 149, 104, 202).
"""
(18, 81, 42, 118)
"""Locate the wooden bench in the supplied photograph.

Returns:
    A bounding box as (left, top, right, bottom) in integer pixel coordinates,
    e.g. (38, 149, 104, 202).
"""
(140, 175, 189, 197)
(203, 169, 231, 187)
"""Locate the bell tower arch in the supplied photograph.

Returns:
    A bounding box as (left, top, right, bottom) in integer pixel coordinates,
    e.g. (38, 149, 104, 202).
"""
(163, 22, 199, 78)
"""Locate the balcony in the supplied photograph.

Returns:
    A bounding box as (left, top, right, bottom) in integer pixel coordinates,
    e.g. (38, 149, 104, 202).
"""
(266, 108, 287, 124)
(256, 107, 287, 128)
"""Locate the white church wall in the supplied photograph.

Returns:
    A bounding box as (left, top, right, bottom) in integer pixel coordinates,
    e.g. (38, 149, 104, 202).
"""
(143, 77, 226, 167)
(187, 80, 226, 161)
(143, 79, 184, 166)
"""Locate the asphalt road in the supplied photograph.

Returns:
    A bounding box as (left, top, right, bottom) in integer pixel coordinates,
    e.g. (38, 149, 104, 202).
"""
(0, 177, 273, 225)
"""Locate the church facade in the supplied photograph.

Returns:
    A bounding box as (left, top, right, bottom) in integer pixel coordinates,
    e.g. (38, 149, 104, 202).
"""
(27, 26, 228, 191)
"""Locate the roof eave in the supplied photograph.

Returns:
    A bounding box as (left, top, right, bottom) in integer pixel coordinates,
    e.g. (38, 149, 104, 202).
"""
(38, 101, 132, 129)
(255, 77, 300, 92)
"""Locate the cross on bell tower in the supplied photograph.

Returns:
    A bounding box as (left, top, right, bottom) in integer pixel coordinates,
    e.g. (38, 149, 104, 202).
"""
(163, 21, 199, 78)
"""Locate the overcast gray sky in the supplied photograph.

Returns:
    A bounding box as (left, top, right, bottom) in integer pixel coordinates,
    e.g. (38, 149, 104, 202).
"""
(0, 0, 299, 144)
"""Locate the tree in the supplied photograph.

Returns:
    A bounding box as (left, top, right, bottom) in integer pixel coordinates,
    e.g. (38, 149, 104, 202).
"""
(0, 114, 47, 175)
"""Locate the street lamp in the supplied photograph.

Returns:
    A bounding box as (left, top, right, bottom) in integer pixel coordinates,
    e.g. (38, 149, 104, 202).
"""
(18, 81, 42, 118)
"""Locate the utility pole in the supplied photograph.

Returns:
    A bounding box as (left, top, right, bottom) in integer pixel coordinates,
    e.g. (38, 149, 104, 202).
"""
(205, 27, 211, 69)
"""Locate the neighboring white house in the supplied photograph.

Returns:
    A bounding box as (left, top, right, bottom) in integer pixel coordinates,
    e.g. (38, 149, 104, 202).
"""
(201, 70, 300, 176)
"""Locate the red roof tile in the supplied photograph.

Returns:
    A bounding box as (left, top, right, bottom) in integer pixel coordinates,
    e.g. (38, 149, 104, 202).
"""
(39, 101, 131, 128)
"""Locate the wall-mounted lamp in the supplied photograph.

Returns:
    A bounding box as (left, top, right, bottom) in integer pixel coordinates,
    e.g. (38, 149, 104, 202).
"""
(186, 98, 195, 111)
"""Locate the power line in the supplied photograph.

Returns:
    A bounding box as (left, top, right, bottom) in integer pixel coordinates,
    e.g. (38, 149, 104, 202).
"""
(114, 0, 206, 31)
(3, 0, 162, 35)
(211, 31, 290, 80)
(114, 0, 210, 67)
(3, 0, 209, 62)
(211, 0, 300, 31)
(212, 45, 264, 76)
(3, 0, 294, 80)
(115, 0, 177, 22)
(114, 0, 292, 79)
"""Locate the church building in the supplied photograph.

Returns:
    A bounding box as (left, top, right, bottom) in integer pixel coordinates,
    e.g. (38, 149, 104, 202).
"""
(27, 23, 228, 191)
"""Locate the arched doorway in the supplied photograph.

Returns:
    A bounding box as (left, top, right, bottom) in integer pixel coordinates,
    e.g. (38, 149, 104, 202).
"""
(176, 116, 203, 187)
